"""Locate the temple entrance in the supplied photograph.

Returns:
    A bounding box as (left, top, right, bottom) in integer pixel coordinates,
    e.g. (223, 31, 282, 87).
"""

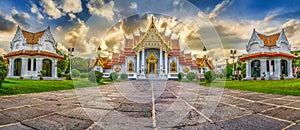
(147, 53, 158, 74)
(14, 58, 22, 76)
(42, 59, 52, 77)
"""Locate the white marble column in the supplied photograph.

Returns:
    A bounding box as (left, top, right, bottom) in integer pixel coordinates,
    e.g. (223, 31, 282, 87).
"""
(9, 58, 13, 76)
(21, 58, 27, 77)
(288, 59, 293, 78)
(159, 49, 163, 75)
(246, 60, 251, 79)
(165, 52, 168, 74)
(53, 59, 57, 79)
(274, 59, 281, 79)
(140, 49, 145, 78)
(260, 59, 267, 78)
(36, 58, 43, 76)
(137, 52, 140, 74)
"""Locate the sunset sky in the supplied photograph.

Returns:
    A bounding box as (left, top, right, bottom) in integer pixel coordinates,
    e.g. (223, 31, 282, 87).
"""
(0, 0, 300, 62)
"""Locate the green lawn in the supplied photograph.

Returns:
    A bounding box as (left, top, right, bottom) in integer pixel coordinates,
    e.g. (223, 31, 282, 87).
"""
(201, 78, 300, 96)
(0, 78, 112, 96)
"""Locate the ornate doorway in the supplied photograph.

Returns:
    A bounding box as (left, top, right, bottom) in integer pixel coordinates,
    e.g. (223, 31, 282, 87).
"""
(14, 58, 22, 76)
(147, 53, 158, 74)
(42, 59, 52, 77)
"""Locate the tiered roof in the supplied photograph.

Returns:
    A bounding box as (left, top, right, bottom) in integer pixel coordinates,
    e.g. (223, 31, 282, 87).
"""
(4, 50, 63, 60)
(257, 33, 280, 47)
(21, 29, 45, 45)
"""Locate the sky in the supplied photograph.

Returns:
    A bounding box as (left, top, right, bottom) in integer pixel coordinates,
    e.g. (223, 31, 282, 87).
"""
(0, 0, 300, 63)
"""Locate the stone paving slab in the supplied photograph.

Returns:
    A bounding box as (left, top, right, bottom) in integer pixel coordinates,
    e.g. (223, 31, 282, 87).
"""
(286, 102, 300, 108)
(262, 98, 296, 105)
(260, 107, 300, 122)
(0, 123, 34, 130)
(0, 106, 52, 122)
(237, 102, 276, 113)
(0, 80, 299, 129)
(286, 122, 300, 130)
(21, 114, 94, 130)
(217, 114, 290, 130)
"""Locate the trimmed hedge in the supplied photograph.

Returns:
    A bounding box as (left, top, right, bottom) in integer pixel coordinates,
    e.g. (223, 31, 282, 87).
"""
(71, 69, 81, 77)
(88, 70, 103, 83)
(187, 72, 196, 81)
(120, 73, 128, 80)
(80, 73, 88, 78)
(110, 72, 118, 81)
(178, 72, 183, 80)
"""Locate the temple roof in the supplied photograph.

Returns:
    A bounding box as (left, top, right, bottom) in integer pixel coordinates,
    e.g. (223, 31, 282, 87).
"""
(240, 52, 297, 61)
(20, 27, 47, 45)
(257, 32, 280, 47)
(90, 57, 112, 69)
(195, 57, 214, 70)
(4, 50, 63, 60)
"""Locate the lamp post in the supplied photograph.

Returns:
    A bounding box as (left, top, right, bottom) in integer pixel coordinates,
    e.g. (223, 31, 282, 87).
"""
(230, 50, 237, 76)
(203, 46, 207, 58)
(68, 48, 74, 75)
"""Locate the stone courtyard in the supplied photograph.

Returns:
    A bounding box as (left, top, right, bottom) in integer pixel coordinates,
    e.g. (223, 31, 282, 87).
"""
(0, 80, 300, 130)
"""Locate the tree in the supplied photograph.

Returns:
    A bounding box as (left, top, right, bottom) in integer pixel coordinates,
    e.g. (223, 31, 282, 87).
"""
(0, 57, 8, 87)
(56, 49, 69, 74)
(204, 71, 216, 83)
(71, 57, 89, 73)
(291, 51, 300, 68)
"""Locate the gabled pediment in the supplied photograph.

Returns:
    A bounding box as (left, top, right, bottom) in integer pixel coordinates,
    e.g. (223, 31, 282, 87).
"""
(133, 19, 171, 53)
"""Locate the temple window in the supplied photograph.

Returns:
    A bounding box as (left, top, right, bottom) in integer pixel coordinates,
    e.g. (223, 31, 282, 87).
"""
(170, 61, 177, 73)
(128, 61, 134, 72)
(28, 59, 31, 71)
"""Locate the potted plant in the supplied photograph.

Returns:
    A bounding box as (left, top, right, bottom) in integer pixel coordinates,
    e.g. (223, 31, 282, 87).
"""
(253, 73, 257, 80)
(40, 70, 46, 80)
(280, 74, 285, 80)
(261, 72, 266, 80)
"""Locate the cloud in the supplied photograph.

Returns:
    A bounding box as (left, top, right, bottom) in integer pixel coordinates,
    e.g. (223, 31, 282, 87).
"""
(64, 18, 90, 54)
(68, 13, 76, 21)
(129, 2, 137, 9)
(59, 0, 82, 13)
(56, 26, 62, 32)
(0, 48, 8, 56)
(41, 0, 62, 19)
(30, 3, 44, 20)
(57, 42, 68, 52)
(0, 11, 16, 32)
(11, 9, 31, 29)
(86, 1, 117, 21)
(208, 0, 231, 19)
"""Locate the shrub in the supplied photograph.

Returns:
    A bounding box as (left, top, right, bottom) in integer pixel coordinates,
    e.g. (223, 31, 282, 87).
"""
(65, 74, 71, 80)
(219, 73, 223, 79)
(120, 73, 128, 80)
(178, 72, 183, 80)
(80, 73, 88, 78)
(57, 68, 62, 78)
(204, 71, 216, 83)
(88, 70, 103, 83)
(187, 72, 196, 81)
(297, 71, 300, 78)
(0, 57, 8, 87)
(40, 70, 46, 77)
(110, 72, 118, 81)
(71, 69, 81, 78)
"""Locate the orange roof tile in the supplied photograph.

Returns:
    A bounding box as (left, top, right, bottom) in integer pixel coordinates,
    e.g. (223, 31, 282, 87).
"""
(257, 33, 280, 47)
(240, 52, 297, 61)
(21, 30, 45, 45)
(4, 50, 62, 60)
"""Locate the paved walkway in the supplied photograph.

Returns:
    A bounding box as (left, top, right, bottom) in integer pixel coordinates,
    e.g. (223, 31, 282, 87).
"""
(0, 80, 300, 130)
